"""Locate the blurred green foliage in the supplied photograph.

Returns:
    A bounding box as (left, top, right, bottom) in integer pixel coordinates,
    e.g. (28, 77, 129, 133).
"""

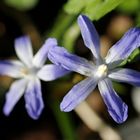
(118, 0, 140, 14)
(4, 0, 39, 10)
(56, 0, 124, 52)
(64, 0, 124, 20)
(48, 0, 140, 57)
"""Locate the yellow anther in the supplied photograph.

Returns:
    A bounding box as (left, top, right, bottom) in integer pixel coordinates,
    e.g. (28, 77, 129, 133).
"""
(20, 68, 29, 75)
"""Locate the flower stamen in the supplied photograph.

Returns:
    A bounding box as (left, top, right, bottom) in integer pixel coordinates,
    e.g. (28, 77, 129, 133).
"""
(20, 68, 29, 76)
(96, 64, 108, 79)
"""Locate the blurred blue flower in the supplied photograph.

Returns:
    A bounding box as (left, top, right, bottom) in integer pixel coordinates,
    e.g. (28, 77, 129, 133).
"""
(0, 36, 69, 119)
(48, 15, 140, 123)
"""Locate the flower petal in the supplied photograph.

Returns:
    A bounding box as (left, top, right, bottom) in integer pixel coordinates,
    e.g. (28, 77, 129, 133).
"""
(3, 79, 27, 116)
(60, 77, 97, 112)
(98, 78, 128, 123)
(37, 64, 70, 81)
(0, 60, 24, 78)
(48, 46, 94, 76)
(15, 36, 33, 67)
(109, 68, 140, 86)
(78, 15, 100, 59)
(105, 27, 140, 64)
(24, 78, 44, 119)
(33, 38, 57, 67)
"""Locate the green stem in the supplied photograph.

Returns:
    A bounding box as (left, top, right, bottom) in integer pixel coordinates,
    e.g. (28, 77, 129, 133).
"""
(51, 99, 76, 140)
(44, 10, 78, 52)
(62, 22, 80, 52)
(46, 11, 76, 40)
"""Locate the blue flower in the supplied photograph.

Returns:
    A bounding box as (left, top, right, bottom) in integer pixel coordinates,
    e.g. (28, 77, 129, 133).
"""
(48, 15, 140, 123)
(0, 36, 69, 119)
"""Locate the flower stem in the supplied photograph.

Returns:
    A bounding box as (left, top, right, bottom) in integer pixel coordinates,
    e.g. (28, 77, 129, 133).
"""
(51, 99, 77, 140)
(75, 101, 122, 140)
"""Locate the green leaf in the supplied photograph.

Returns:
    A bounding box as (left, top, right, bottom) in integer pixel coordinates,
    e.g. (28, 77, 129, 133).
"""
(118, 0, 140, 14)
(4, 0, 39, 11)
(127, 48, 140, 62)
(64, 0, 86, 14)
(84, 0, 102, 19)
(62, 0, 124, 53)
(84, 0, 124, 20)
(64, 0, 124, 20)
(120, 48, 140, 66)
(136, 12, 140, 26)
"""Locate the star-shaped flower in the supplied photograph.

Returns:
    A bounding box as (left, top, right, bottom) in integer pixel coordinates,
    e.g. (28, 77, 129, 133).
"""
(48, 15, 140, 123)
(0, 36, 69, 119)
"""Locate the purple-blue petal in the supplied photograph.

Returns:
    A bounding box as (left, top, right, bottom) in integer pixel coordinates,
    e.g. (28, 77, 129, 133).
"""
(60, 77, 97, 112)
(0, 60, 24, 78)
(33, 38, 57, 67)
(105, 27, 140, 64)
(37, 64, 70, 81)
(24, 78, 44, 119)
(98, 78, 128, 123)
(15, 36, 33, 67)
(78, 15, 100, 59)
(109, 68, 140, 86)
(48, 46, 94, 76)
(3, 79, 27, 116)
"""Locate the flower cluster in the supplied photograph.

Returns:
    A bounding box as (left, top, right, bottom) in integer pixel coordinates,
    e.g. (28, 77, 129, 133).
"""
(0, 15, 140, 123)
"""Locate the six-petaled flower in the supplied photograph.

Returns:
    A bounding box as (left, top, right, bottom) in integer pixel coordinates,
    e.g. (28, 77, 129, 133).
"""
(48, 15, 140, 123)
(0, 36, 69, 119)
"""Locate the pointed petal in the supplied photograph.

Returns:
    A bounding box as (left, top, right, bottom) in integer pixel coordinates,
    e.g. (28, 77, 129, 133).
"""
(24, 78, 44, 119)
(78, 15, 100, 59)
(37, 64, 70, 81)
(60, 77, 97, 112)
(109, 68, 140, 86)
(15, 36, 33, 67)
(33, 38, 57, 67)
(48, 46, 94, 76)
(3, 79, 27, 115)
(0, 60, 24, 78)
(98, 78, 128, 123)
(105, 27, 140, 64)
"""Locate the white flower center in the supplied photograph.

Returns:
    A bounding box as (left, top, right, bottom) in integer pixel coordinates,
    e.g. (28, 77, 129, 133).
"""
(20, 67, 39, 79)
(96, 64, 108, 79)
